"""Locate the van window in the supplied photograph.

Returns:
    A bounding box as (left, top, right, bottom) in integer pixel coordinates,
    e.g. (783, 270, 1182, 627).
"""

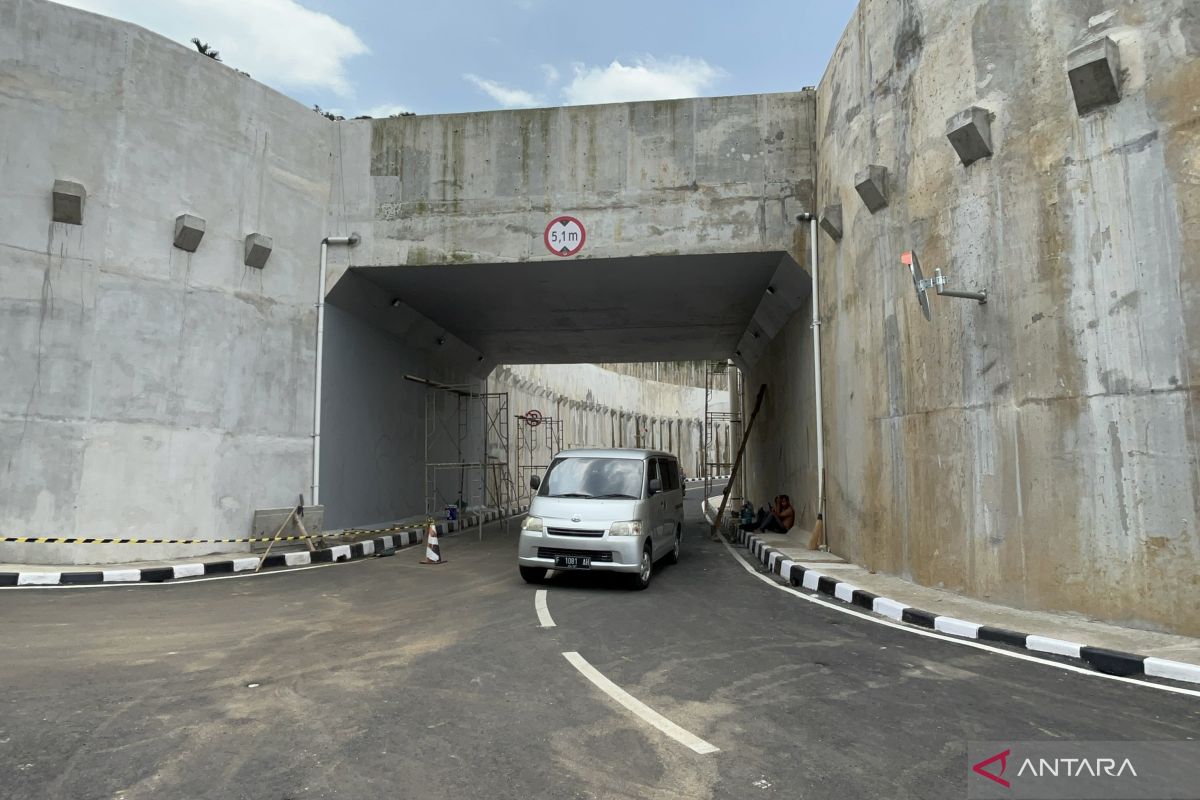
(660, 458, 680, 491)
(538, 457, 644, 499)
(646, 459, 661, 495)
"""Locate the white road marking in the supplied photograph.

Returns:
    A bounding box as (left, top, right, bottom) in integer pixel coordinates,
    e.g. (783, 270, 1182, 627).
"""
(535, 589, 555, 628)
(717, 537, 1200, 698)
(563, 651, 720, 754)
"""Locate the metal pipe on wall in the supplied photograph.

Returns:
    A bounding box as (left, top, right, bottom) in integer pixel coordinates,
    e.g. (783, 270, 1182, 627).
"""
(798, 213, 825, 541)
(312, 233, 359, 506)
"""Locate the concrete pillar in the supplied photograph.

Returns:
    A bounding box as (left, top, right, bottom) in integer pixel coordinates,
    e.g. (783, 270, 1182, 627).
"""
(728, 366, 744, 505)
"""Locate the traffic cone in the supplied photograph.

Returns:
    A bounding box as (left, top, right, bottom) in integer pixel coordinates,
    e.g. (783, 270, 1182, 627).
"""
(420, 521, 446, 565)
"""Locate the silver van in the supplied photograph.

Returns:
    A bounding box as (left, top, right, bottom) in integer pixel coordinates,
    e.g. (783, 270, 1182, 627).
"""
(517, 448, 686, 590)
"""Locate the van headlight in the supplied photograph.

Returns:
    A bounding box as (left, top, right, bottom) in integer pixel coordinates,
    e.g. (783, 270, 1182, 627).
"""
(521, 516, 544, 533)
(608, 520, 642, 537)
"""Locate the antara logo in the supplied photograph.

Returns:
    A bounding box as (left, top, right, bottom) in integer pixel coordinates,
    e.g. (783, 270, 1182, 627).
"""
(1017, 757, 1137, 778)
(973, 749, 1011, 788)
(972, 747, 1140, 789)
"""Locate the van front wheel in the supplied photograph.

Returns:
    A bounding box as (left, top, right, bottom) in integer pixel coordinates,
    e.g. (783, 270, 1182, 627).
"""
(519, 566, 548, 584)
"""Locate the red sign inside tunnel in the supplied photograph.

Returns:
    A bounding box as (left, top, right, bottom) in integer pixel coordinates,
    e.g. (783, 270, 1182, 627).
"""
(544, 216, 586, 257)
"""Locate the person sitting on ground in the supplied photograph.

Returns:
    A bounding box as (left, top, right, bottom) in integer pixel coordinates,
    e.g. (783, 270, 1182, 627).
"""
(753, 494, 795, 533)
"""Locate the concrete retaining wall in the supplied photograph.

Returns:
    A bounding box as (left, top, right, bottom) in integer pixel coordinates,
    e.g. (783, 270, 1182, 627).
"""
(745, 0, 1200, 635)
(0, 0, 336, 563)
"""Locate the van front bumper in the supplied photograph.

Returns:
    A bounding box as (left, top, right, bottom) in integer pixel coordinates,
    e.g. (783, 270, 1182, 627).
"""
(517, 530, 646, 573)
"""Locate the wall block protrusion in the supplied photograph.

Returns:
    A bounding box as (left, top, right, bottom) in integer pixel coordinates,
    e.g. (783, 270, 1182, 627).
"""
(51, 179, 86, 225)
(1068, 36, 1122, 115)
(819, 204, 843, 240)
(945, 106, 994, 166)
(174, 214, 206, 252)
(244, 233, 273, 268)
(853, 165, 888, 213)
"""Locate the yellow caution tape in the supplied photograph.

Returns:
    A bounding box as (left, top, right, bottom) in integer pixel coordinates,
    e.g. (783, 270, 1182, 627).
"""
(1, 534, 326, 545)
(5, 515, 467, 546)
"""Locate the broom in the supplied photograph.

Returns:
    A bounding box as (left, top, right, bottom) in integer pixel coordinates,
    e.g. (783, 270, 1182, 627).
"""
(807, 513, 824, 551)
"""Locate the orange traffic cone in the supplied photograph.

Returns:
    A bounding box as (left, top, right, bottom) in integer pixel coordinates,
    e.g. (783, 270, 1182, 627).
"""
(420, 521, 446, 565)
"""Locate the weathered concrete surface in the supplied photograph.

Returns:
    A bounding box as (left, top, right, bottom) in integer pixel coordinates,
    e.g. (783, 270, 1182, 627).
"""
(330, 92, 815, 279)
(746, 0, 1200, 635)
(0, 0, 335, 562)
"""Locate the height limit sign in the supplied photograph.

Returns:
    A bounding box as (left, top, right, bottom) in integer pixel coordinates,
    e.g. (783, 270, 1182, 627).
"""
(544, 216, 586, 257)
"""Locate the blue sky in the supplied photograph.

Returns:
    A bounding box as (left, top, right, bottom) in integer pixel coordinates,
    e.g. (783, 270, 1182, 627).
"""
(58, 0, 857, 116)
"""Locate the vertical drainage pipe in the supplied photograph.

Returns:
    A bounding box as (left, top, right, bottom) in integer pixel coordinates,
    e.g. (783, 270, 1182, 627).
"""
(313, 234, 359, 506)
(798, 213, 825, 545)
(812, 216, 825, 543)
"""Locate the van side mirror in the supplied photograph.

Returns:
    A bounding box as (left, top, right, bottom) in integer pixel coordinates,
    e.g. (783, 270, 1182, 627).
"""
(530, 475, 541, 491)
(648, 478, 662, 495)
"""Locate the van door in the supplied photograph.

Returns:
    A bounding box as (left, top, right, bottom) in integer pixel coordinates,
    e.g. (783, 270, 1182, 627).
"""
(646, 458, 666, 557)
(663, 457, 684, 535)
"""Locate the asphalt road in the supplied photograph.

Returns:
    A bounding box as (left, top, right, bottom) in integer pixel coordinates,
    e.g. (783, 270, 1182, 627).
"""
(2, 490, 1197, 800)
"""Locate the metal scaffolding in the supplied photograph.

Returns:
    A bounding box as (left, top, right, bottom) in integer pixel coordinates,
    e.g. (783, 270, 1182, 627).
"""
(408, 375, 514, 537)
(703, 360, 740, 502)
(513, 410, 564, 506)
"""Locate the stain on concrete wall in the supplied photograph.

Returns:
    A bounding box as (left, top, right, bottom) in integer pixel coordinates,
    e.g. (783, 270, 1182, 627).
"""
(751, 0, 1198, 635)
(340, 93, 816, 278)
(0, 0, 335, 562)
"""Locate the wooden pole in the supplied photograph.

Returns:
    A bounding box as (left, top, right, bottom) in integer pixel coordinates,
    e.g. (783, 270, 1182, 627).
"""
(709, 384, 767, 540)
(256, 504, 297, 573)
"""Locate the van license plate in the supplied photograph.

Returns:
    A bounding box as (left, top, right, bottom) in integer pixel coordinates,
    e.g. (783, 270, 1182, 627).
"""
(555, 555, 591, 569)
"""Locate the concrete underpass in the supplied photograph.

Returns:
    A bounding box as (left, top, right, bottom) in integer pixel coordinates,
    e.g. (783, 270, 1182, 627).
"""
(2, 0, 1199, 797)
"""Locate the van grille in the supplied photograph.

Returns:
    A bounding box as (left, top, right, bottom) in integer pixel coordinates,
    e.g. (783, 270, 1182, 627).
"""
(546, 527, 605, 538)
(537, 547, 613, 563)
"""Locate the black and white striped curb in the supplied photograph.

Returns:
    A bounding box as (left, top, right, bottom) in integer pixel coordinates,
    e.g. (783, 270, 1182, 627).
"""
(0, 505, 530, 588)
(728, 526, 1200, 687)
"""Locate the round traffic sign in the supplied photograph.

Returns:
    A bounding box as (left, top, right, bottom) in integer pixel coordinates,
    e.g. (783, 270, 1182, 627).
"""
(544, 216, 586, 257)
(524, 409, 544, 427)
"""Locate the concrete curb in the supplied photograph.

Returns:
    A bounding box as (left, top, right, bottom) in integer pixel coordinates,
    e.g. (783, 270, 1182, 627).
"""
(706, 501, 1200, 687)
(0, 505, 530, 588)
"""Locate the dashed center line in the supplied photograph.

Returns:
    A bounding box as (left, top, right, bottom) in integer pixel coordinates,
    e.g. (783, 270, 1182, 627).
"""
(562, 651, 720, 755)
(535, 589, 555, 627)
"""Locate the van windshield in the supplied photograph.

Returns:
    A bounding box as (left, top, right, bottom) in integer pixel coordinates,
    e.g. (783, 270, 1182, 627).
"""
(537, 457, 644, 500)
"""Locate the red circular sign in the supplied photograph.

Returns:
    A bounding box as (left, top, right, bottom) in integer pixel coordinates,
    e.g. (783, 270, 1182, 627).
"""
(544, 216, 586, 257)
(524, 409, 544, 427)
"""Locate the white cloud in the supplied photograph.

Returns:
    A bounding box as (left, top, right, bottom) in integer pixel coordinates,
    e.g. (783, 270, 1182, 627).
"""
(539, 63, 560, 84)
(562, 56, 724, 105)
(463, 74, 544, 109)
(54, 0, 368, 97)
(363, 103, 412, 118)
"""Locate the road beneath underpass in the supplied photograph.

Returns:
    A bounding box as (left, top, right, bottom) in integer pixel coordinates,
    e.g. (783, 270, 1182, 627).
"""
(3, 490, 1197, 800)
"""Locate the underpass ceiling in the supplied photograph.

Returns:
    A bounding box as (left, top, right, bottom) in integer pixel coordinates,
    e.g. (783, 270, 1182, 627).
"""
(351, 252, 801, 364)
